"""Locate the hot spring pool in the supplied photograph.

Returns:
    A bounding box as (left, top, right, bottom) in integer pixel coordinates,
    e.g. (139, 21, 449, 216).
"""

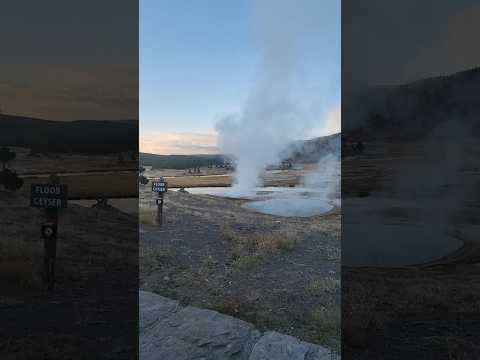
(172, 187, 229, 196)
(243, 198, 333, 217)
(342, 197, 466, 267)
(173, 186, 337, 217)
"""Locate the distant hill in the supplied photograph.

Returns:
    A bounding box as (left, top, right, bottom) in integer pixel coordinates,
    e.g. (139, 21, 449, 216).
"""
(282, 133, 340, 163)
(140, 153, 226, 170)
(0, 114, 137, 154)
(344, 66, 480, 139)
(141, 133, 341, 169)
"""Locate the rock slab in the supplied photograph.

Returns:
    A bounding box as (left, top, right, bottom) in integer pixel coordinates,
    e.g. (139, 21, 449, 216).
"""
(249, 331, 335, 360)
(139, 291, 339, 360)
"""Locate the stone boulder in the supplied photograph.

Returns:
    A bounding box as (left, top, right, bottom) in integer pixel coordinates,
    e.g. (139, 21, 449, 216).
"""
(139, 291, 339, 360)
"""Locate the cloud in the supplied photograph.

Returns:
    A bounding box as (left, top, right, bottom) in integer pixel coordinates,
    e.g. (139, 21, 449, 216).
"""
(140, 131, 219, 155)
(310, 105, 341, 137)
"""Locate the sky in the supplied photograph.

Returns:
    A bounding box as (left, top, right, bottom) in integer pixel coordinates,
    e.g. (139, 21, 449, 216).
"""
(0, 1, 138, 121)
(343, 0, 480, 90)
(342, 0, 480, 132)
(140, 0, 340, 155)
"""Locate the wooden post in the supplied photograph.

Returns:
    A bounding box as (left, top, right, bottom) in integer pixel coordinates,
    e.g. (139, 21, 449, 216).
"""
(31, 174, 67, 293)
(45, 174, 58, 292)
(157, 192, 164, 226)
(44, 209, 58, 291)
(151, 178, 167, 226)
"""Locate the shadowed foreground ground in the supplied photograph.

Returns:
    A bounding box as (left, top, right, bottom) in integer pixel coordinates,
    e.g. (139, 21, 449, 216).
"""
(0, 192, 138, 360)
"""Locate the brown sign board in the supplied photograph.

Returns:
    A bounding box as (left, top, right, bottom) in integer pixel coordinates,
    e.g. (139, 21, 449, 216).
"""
(30, 184, 68, 208)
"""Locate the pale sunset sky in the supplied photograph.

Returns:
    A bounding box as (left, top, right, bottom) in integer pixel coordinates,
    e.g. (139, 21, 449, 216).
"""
(140, 0, 340, 155)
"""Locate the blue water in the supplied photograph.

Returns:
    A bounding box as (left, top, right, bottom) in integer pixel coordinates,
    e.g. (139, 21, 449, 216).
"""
(243, 198, 333, 217)
(173, 186, 336, 217)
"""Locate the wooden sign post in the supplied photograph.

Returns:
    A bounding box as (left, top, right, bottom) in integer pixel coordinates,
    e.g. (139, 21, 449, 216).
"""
(30, 177, 67, 292)
(152, 178, 168, 226)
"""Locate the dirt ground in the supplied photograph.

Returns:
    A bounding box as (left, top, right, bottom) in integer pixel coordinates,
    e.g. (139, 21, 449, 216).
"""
(139, 186, 341, 352)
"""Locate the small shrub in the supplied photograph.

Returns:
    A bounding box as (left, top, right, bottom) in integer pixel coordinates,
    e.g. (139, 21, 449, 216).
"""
(0, 147, 16, 169)
(0, 169, 23, 191)
(199, 255, 218, 275)
(139, 245, 175, 275)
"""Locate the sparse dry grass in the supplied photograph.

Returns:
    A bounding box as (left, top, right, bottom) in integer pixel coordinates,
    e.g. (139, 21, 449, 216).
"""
(139, 244, 176, 276)
(344, 268, 480, 357)
(221, 224, 303, 271)
(20, 172, 137, 199)
(309, 216, 342, 236)
(255, 230, 300, 252)
(163, 172, 300, 189)
(13, 150, 136, 174)
(324, 245, 341, 261)
(200, 255, 218, 273)
(310, 305, 341, 352)
(232, 254, 264, 270)
(166, 175, 232, 188)
(139, 209, 159, 226)
(0, 235, 43, 289)
(220, 224, 239, 242)
(222, 225, 302, 259)
(342, 281, 382, 349)
(306, 277, 341, 352)
(307, 277, 340, 296)
(444, 336, 477, 360)
(212, 296, 244, 317)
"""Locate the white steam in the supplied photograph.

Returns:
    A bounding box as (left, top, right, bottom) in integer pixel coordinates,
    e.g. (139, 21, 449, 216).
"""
(343, 119, 474, 266)
(303, 152, 341, 206)
(215, 0, 319, 197)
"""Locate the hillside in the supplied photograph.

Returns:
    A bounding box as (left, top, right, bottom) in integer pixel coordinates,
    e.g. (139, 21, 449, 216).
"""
(344, 66, 480, 139)
(0, 114, 138, 154)
(284, 133, 340, 163)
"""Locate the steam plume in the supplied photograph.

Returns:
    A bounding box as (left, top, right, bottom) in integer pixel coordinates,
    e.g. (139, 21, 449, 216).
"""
(215, 0, 319, 196)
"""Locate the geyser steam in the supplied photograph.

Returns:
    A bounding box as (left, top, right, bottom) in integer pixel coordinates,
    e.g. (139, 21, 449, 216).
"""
(304, 152, 341, 205)
(216, 0, 317, 196)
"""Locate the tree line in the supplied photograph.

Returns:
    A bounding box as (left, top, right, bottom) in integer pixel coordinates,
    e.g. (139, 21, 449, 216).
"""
(0, 147, 23, 191)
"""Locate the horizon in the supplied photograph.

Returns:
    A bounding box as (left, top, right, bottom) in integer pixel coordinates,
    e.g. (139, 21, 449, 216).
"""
(0, 112, 138, 123)
(140, 131, 341, 156)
